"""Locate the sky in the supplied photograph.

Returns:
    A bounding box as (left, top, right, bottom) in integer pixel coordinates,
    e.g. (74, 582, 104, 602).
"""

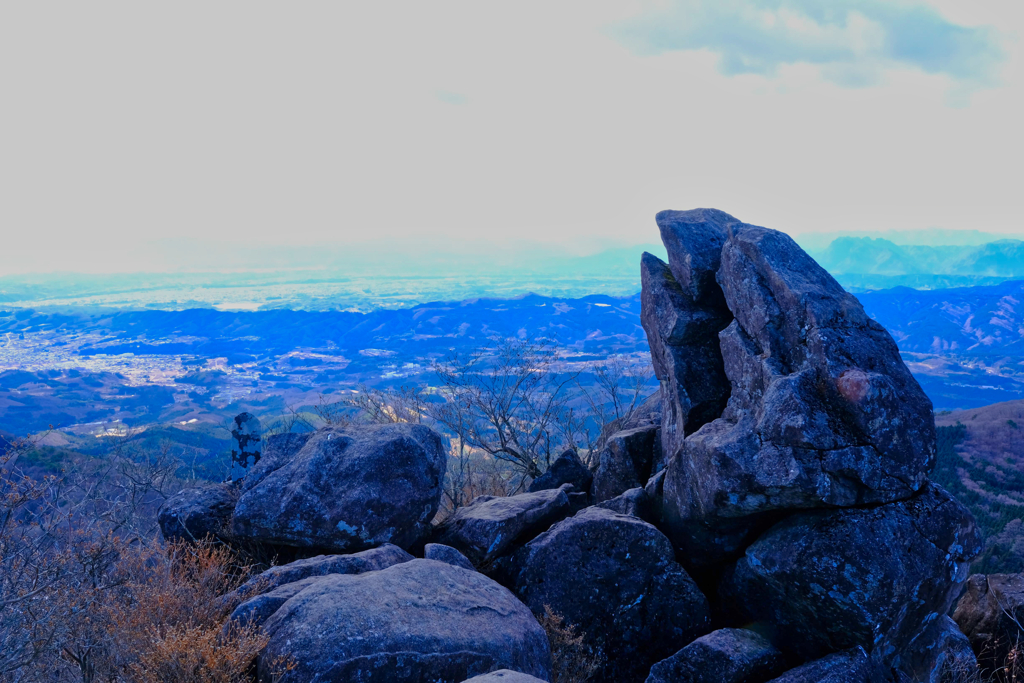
(1, 1, 1021, 274)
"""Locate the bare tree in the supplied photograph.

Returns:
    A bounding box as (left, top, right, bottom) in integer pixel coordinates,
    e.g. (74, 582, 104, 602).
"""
(431, 338, 580, 482)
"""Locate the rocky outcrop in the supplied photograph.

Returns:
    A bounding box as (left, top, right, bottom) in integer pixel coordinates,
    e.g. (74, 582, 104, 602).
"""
(225, 544, 413, 606)
(953, 573, 1024, 673)
(509, 506, 710, 683)
(424, 543, 476, 571)
(435, 485, 575, 567)
(720, 484, 981, 663)
(765, 648, 874, 683)
(646, 628, 786, 683)
(592, 426, 660, 503)
(528, 449, 592, 494)
(641, 209, 937, 566)
(257, 559, 551, 683)
(232, 423, 446, 553)
(157, 480, 239, 543)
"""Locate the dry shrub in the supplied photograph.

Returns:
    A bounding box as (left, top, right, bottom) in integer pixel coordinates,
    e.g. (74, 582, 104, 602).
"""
(539, 605, 603, 683)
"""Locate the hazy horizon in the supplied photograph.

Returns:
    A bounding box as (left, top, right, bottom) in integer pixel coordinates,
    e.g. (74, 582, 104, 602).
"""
(2, 2, 1022, 277)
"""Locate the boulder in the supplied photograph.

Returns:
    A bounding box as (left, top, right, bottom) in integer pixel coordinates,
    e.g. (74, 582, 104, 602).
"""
(595, 486, 656, 524)
(435, 485, 574, 567)
(646, 628, 786, 683)
(258, 559, 551, 683)
(425, 543, 476, 571)
(953, 573, 1024, 673)
(764, 648, 874, 683)
(231, 423, 446, 553)
(157, 480, 239, 543)
(720, 484, 981, 664)
(528, 449, 592, 495)
(592, 426, 660, 503)
(460, 672, 547, 683)
(894, 614, 977, 683)
(510, 506, 710, 683)
(644, 211, 937, 565)
(228, 576, 324, 630)
(225, 544, 413, 605)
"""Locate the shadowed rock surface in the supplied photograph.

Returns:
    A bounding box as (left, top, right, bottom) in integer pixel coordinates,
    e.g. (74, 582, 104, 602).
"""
(592, 425, 660, 503)
(595, 486, 656, 523)
(721, 484, 981, 664)
(645, 628, 786, 683)
(227, 576, 324, 630)
(258, 559, 551, 683)
(225, 544, 413, 605)
(895, 614, 977, 683)
(953, 573, 1024, 674)
(528, 448, 592, 494)
(157, 480, 239, 543)
(641, 211, 937, 567)
(764, 648, 874, 683)
(510, 506, 710, 683)
(435, 484, 575, 567)
(232, 423, 446, 552)
(424, 543, 476, 571)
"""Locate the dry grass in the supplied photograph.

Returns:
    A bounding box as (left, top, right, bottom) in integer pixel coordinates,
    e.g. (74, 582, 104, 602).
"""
(539, 605, 603, 683)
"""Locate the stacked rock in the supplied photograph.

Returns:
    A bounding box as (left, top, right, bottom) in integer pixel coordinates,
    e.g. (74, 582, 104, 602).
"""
(639, 208, 982, 680)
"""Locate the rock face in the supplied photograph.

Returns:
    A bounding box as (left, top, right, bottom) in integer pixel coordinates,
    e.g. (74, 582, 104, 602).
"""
(592, 426, 660, 503)
(896, 614, 977, 683)
(157, 481, 239, 543)
(641, 209, 937, 566)
(424, 543, 476, 571)
(232, 423, 446, 553)
(510, 506, 710, 683)
(258, 559, 551, 683)
(720, 484, 981, 663)
(528, 448, 592, 494)
(435, 485, 575, 567)
(764, 648, 874, 683)
(646, 628, 786, 683)
(226, 544, 413, 605)
(953, 573, 1024, 672)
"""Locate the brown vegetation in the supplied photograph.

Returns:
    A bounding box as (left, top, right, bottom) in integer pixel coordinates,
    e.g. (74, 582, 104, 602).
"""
(539, 605, 603, 683)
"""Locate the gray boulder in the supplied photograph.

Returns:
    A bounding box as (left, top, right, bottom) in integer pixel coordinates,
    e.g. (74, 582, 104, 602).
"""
(894, 614, 977, 683)
(232, 423, 446, 552)
(595, 486, 656, 524)
(765, 648, 874, 683)
(258, 559, 551, 683)
(436, 485, 574, 567)
(225, 544, 413, 605)
(720, 484, 981, 664)
(157, 480, 239, 543)
(644, 210, 936, 565)
(953, 573, 1024, 673)
(528, 449, 592, 494)
(425, 543, 476, 571)
(460, 672, 547, 683)
(510, 506, 710, 683)
(592, 425, 660, 503)
(228, 576, 324, 630)
(646, 628, 786, 683)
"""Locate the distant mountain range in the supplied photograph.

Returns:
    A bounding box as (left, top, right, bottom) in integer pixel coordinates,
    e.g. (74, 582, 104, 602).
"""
(808, 237, 1024, 290)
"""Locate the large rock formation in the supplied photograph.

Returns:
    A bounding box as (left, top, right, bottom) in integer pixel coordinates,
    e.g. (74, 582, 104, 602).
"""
(720, 483, 981, 663)
(435, 485, 575, 567)
(509, 506, 710, 683)
(764, 648, 875, 683)
(257, 559, 551, 683)
(592, 425, 660, 503)
(232, 423, 446, 553)
(641, 209, 938, 566)
(528, 448, 592, 494)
